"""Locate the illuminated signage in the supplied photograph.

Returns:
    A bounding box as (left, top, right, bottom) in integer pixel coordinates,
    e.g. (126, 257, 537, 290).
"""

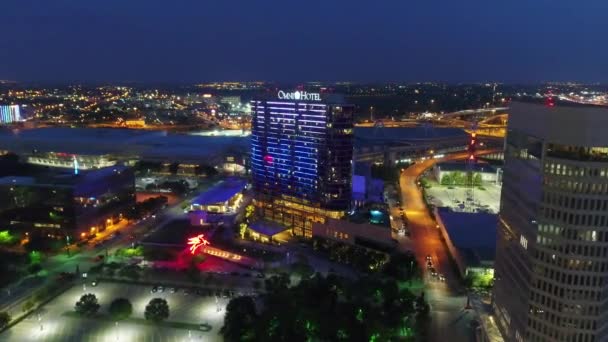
(187, 234, 210, 254)
(277, 90, 321, 101)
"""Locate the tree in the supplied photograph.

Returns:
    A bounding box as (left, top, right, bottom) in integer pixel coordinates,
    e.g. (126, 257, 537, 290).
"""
(22, 300, 35, 313)
(451, 171, 464, 185)
(383, 252, 419, 281)
(291, 256, 314, 280)
(264, 273, 290, 293)
(28, 263, 42, 275)
(473, 173, 483, 186)
(144, 298, 169, 322)
(29, 250, 42, 264)
(239, 223, 248, 239)
(75, 293, 100, 316)
(440, 174, 453, 186)
(0, 311, 10, 329)
(186, 262, 201, 282)
(117, 246, 144, 258)
(119, 265, 141, 280)
(415, 292, 431, 338)
(245, 204, 255, 221)
(221, 296, 257, 342)
(24, 236, 56, 252)
(109, 298, 133, 320)
(0, 231, 16, 245)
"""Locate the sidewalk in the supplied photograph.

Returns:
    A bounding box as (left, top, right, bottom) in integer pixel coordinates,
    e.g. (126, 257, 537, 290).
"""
(470, 294, 504, 342)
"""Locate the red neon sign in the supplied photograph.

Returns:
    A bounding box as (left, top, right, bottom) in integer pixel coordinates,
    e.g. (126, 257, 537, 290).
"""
(187, 234, 210, 255)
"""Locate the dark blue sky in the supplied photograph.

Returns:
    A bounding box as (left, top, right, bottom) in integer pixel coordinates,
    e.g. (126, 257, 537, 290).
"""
(1, 0, 607, 83)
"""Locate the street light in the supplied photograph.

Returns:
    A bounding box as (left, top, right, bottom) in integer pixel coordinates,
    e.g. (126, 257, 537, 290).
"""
(37, 313, 43, 331)
(65, 235, 71, 257)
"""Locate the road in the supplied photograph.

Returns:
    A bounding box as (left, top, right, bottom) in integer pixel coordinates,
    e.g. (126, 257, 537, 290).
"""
(399, 150, 498, 342)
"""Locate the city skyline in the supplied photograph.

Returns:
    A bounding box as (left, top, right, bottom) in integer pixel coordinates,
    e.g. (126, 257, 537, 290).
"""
(1, 0, 607, 83)
(2, 1, 608, 341)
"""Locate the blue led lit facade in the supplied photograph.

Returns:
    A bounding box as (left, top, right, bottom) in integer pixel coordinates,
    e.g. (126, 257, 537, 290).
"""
(0, 105, 22, 124)
(251, 92, 353, 237)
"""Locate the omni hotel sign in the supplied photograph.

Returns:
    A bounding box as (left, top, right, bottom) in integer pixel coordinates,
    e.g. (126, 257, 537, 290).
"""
(277, 90, 321, 101)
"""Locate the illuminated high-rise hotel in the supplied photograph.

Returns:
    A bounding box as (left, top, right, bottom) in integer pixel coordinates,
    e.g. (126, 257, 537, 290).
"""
(494, 101, 608, 342)
(0, 105, 22, 124)
(250, 90, 353, 237)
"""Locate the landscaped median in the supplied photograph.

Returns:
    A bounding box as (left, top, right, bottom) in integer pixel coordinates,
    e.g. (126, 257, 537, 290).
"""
(61, 311, 212, 331)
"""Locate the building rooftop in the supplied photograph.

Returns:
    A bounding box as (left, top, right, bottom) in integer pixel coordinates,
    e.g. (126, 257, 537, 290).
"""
(0, 127, 250, 163)
(192, 178, 247, 206)
(354, 126, 466, 147)
(0, 164, 130, 187)
(437, 207, 497, 266)
(510, 101, 608, 146)
(0, 176, 36, 186)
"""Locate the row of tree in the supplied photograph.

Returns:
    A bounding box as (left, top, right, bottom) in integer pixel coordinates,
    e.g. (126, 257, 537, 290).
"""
(440, 171, 483, 186)
(123, 196, 168, 221)
(312, 237, 388, 273)
(75, 293, 169, 322)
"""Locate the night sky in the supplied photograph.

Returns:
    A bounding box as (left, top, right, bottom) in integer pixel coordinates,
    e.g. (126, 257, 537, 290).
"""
(1, 0, 607, 83)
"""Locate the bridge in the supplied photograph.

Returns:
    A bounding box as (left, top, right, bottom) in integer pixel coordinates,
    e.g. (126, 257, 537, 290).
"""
(440, 107, 509, 119)
(440, 107, 509, 138)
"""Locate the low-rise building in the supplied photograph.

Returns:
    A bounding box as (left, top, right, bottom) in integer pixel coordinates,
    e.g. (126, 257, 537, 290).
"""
(0, 165, 135, 240)
(312, 207, 396, 251)
(190, 178, 247, 214)
(247, 220, 290, 243)
(352, 162, 384, 207)
(434, 207, 497, 277)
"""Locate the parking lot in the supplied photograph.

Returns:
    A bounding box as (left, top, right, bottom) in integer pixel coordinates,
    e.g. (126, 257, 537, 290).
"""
(424, 182, 501, 214)
(1, 282, 238, 342)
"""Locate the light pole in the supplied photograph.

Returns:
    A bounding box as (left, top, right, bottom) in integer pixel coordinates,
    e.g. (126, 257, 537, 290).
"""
(115, 321, 119, 341)
(66, 235, 71, 257)
(37, 313, 43, 331)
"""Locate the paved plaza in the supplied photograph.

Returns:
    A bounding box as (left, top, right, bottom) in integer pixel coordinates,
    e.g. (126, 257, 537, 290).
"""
(0, 282, 229, 342)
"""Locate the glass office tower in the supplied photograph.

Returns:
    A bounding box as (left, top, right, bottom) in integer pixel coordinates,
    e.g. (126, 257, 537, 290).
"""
(250, 91, 353, 237)
(494, 101, 608, 342)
